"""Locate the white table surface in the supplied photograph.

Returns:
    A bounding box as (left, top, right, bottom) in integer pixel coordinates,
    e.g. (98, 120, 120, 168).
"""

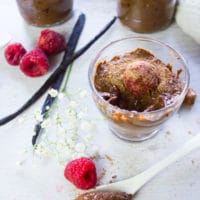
(0, 0, 200, 200)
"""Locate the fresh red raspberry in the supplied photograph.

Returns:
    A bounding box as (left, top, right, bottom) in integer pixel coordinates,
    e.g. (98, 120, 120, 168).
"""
(20, 48, 49, 77)
(4, 42, 26, 65)
(64, 157, 97, 190)
(37, 29, 66, 55)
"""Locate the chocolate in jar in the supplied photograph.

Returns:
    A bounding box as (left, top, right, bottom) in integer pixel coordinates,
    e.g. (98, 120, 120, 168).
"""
(16, 0, 73, 27)
(118, 0, 177, 33)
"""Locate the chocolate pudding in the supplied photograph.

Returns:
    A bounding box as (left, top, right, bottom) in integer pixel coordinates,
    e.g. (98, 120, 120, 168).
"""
(94, 48, 183, 112)
(16, 0, 73, 26)
(118, 0, 177, 33)
(76, 191, 133, 200)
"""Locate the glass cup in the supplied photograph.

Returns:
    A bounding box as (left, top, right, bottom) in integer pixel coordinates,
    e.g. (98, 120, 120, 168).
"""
(16, 0, 73, 27)
(88, 37, 189, 142)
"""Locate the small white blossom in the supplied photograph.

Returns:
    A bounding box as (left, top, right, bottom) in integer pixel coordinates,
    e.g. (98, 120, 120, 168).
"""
(64, 150, 73, 160)
(48, 88, 58, 98)
(41, 133, 48, 141)
(58, 126, 65, 133)
(80, 90, 88, 98)
(76, 153, 87, 159)
(54, 113, 62, 125)
(68, 101, 78, 109)
(71, 153, 78, 160)
(80, 121, 93, 131)
(56, 143, 65, 151)
(16, 160, 24, 166)
(71, 152, 87, 160)
(32, 131, 37, 137)
(84, 134, 93, 142)
(75, 143, 86, 153)
(18, 116, 26, 124)
(66, 109, 76, 117)
(69, 118, 78, 129)
(58, 92, 65, 100)
(67, 137, 75, 146)
(82, 106, 88, 113)
(77, 112, 85, 119)
(77, 88, 82, 92)
(45, 152, 51, 157)
(89, 145, 99, 157)
(20, 149, 28, 155)
(34, 109, 43, 122)
(45, 106, 50, 110)
(57, 131, 66, 139)
(41, 118, 51, 129)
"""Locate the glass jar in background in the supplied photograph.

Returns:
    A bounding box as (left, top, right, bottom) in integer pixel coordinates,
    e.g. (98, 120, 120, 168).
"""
(118, 0, 177, 33)
(16, 0, 73, 27)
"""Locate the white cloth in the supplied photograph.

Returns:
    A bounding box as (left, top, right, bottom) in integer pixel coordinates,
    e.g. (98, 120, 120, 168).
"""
(176, 0, 200, 44)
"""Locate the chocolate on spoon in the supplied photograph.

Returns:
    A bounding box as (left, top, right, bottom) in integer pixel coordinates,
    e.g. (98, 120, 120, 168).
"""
(76, 191, 133, 200)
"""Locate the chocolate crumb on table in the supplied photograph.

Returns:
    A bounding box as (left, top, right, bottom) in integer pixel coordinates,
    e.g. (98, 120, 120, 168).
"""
(191, 160, 195, 165)
(187, 131, 192, 135)
(97, 168, 107, 186)
(166, 131, 171, 135)
(112, 175, 117, 179)
(105, 154, 113, 164)
(184, 88, 197, 105)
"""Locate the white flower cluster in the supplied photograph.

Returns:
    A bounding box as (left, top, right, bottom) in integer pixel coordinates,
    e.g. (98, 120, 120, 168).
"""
(31, 88, 99, 166)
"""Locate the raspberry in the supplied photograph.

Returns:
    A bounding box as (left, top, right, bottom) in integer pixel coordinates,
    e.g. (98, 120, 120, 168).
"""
(64, 157, 97, 190)
(124, 61, 159, 96)
(38, 29, 66, 55)
(4, 43, 26, 65)
(20, 48, 49, 77)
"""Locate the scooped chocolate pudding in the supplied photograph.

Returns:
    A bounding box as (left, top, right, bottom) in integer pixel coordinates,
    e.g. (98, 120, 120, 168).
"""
(76, 191, 133, 200)
(94, 48, 183, 112)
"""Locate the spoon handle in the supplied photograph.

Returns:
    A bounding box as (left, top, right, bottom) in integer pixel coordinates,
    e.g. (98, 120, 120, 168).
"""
(96, 133, 200, 194)
(128, 133, 200, 192)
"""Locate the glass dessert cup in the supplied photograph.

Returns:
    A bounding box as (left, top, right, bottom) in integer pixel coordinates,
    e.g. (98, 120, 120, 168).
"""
(88, 37, 189, 142)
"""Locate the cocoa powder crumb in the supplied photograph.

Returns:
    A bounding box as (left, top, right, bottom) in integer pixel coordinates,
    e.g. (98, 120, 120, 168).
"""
(187, 131, 192, 135)
(105, 154, 113, 165)
(184, 88, 197, 105)
(191, 160, 195, 165)
(166, 131, 171, 135)
(97, 167, 106, 185)
(109, 180, 113, 184)
(90, 152, 101, 160)
(112, 175, 117, 179)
